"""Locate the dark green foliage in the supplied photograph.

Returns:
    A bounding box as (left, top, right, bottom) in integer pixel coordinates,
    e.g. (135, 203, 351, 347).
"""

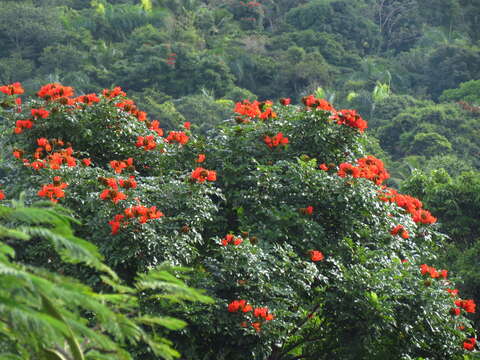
(440, 79, 480, 105)
(0, 199, 211, 359)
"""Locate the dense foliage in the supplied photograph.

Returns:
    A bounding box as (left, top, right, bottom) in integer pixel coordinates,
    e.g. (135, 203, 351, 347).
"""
(0, 82, 478, 358)
(1, 0, 480, 358)
(0, 198, 211, 359)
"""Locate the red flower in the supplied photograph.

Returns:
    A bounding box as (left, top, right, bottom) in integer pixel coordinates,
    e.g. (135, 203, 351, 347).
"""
(122, 205, 164, 225)
(264, 132, 289, 149)
(463, 337, 476, 351)
(0, 82, 24, 95)
(196, 154, 206, 163)
(337, 163, 360, 178)
(309, 250, 324, 262)
(233, 237, 243, 245)
(235, 100, 261, 118)
(251, 322, 262, 332)
(75, 93, 100, 105)
(450, 307, 461, 316)
(191, 167, 216, 183)
(108, 214, 126, 235)
(119, 176, 137, 189)
(228, 300, 251, 313)
(165, 131, 189, 145)
(413, 209, 437, 224)
(319, 163, 328, 171)
(356, 156, 390, 185)
(149, 120, 164, 137)
(0, 190, 5, 200)
(183, 122, 191, 130)
(447, 288, 459, 297)
(136, 135, 156, 150)
(37, 138, 50, 148)
(455, 299, 476, 313)
(100, 189, 127, 204)
(390, 225, 409, 239)
(305, 206, 314, 215)
(82, 158, 92, 166)
(336, 109, 368, 132)
(301, 95, 335, 111)
(280, 98, 291, 105)
(31, 108, 50, 119)
(13, 149, 23, 159)
(221, 234, 243, 246)
(37, 83, 74, 101)
(103, 86, 126, 99)
(38, 181, 68, 203)
(242, 304, 253, 313)
(109, 159, 133, 174)
(254, 307, 268, 318)
(15, 97, 22, 112)
(14, 119, 34, 134)
(253, 307, 274, 321)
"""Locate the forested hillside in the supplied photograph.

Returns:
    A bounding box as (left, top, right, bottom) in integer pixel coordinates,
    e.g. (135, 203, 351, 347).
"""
(1, 0, 480, 358)
(2, 0, 480, 168)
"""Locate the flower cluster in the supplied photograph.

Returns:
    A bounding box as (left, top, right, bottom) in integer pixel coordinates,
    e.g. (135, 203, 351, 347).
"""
(391, 224, 409, 239)
(221, 234, 243, 246)
(463, 337, 476, 351)
(356, 156, 390, 184)
(148, 120, 164, 137)
(302, 95, 335, 111)
(109, 205, 164, 235)
(17, 138, 82, 171)
(336, 156, 389, 185)
(309, 250, 324, 262)
(301, 95, 368, 132)
(136, 135, 157, 151)
(264, 132, 289, 149)
(37, 176, 68, 203)
(165, 131, 189, 145)
(119, 176, 137, 189)
(336, 109, 368, 133)
(37, 83, 74, 102)
(191, 167, 217, 183)
(319, 163, 333, 172)
(337, 163, 359, 178)
(103, 86, 126, 99)
(420, 264, 448, 279)
(379, 187, 437, 224)
(14, 119, 34, 134)
(299, 206, 314, 215)
(228, 300, 274, 332)
(31, 108, 50, 119)
(75, 93, 100, 105)
(234, 100, 276, 122)
(0, 82, 24, 95)
(99, 177, 128, 205)
(115, 99, 147, 122)
(454, 299, 476, 314)
(109, 158, 134, 174)
(228, 299, 253, 313)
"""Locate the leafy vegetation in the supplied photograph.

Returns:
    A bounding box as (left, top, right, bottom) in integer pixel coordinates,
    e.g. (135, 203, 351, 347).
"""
(0, 197, 211, 359)
(0, 83, 478, 358)
(1, 0, 480, 357)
